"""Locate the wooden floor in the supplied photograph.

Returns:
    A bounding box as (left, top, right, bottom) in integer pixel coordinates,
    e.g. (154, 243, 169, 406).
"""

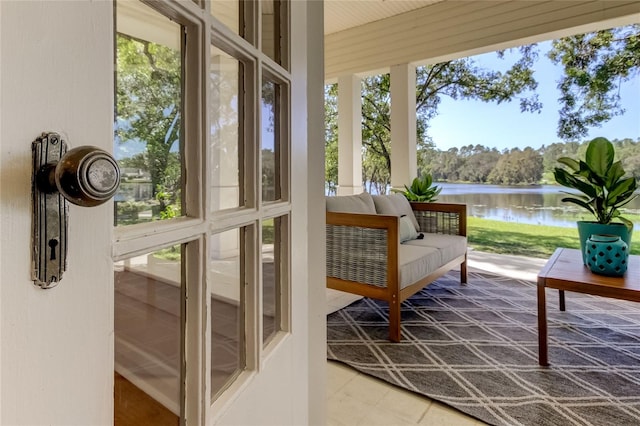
(114, 372, 178, 426)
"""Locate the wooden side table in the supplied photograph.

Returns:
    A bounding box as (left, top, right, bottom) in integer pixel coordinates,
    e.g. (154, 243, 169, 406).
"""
(537, 248, 640, 366)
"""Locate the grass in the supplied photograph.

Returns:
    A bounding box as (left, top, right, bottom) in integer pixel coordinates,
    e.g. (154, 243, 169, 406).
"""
(467, 217, 640, 259)
(146, 217, 637, 262)
(153, 245, 181, 261)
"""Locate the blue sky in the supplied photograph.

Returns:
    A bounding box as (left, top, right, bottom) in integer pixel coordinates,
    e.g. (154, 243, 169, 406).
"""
(429, 41, 640, 152)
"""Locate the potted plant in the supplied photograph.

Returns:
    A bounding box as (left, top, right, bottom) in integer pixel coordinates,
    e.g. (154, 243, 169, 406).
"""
(553, 136, 637, 259)
(392, 173, 442, 202)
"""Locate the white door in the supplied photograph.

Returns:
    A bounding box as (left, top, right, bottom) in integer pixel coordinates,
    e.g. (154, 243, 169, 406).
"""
(0, 1, 325, 425)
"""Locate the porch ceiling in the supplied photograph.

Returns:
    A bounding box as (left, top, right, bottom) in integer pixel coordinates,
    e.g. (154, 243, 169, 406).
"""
(324, 0, 640, 81)
(324, 0, 443, 35)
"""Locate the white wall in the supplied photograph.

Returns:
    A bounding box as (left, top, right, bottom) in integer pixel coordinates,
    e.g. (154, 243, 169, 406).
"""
(0, 1, 114, 424)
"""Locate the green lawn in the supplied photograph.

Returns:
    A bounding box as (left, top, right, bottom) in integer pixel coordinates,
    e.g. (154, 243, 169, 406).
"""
(467, 217, 639, 259)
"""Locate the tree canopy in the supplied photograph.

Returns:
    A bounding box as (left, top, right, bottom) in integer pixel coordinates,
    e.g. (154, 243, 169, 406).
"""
(115, 33, 182, 217)
(326, 45, 542, 192)
(419, 138, 639, 186)
(548, 24, 640, 140)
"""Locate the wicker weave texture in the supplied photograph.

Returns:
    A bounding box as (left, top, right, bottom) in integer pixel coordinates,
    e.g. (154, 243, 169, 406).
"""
(326, 224, 388, 287)
(414, 210, 460, 235)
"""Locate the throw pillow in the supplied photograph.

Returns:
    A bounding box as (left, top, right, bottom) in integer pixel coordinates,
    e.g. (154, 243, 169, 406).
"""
(399, 215, 419, 243)
(372, 195, 399, 216)
(389, 193, 420, 232)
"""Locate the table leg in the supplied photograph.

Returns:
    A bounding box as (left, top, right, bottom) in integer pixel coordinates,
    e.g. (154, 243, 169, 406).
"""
(537, 284, 549, 366)
(559, 290, 565, 312)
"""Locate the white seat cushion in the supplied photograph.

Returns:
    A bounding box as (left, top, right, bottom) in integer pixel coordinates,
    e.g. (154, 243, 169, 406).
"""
(404, 234, 467, 264)
(398, 245, 441, 289)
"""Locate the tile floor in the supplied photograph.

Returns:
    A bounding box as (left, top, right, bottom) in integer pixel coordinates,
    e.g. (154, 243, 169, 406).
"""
(327, 361, 484, 426)
(326, 250, 547, 426)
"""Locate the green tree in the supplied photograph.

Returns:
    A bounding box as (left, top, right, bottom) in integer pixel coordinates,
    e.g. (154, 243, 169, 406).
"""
(548, 24, 640, 140)
(118, 152, 148, 172)
(361, 75, 392, 184)
(487, 147, 543, 184)
(416, 138, 438, 177)
(357, 46, 541, 189)
(262, 149, 276, 200)
(539, 141, 581, 181)
(115, 34, 181, 200)
(325, 84, 339, 194)
(458, 146, 501, 183)
(362, 152, 389, 195)
(429, 148, 464, 182)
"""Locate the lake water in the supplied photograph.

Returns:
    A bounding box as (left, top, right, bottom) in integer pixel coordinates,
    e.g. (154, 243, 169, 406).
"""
(436, 183, 640, 229)
(123, 180, 640, 229)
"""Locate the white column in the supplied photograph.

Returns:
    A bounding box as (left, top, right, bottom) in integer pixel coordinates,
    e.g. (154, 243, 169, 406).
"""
(390, 63, 417, 191)
(336, 74, 363, 195)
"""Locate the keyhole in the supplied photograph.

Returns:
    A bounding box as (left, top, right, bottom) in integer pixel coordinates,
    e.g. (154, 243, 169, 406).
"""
(48, 239, 58, 261)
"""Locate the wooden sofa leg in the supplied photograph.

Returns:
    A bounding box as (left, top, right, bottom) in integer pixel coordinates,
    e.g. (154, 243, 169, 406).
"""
(461, 254, 468, 284)
(389, 298, 401, 342)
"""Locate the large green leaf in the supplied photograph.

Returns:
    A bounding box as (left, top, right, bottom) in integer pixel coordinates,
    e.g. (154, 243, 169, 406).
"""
(607, 177, 637, 205)
(605, 161, 626, 189)
(578, 160, 606, 187)
(560, 197, 596, 216)
(585, 137, 614, 178)
(612, 192, 638, 209)
(557, 157, 580, 172)
(554, 168, 598, 198)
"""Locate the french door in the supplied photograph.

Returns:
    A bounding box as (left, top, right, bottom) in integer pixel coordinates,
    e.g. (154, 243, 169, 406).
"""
(1, 1, 323, 424)
(112, 0, 292, 423)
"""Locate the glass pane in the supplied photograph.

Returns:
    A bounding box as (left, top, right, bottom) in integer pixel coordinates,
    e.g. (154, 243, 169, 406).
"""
(211, 46, 243, 211)
(211, 0, 242, 36)
(115, 1, 183, 226)
(210, 228, 246, 401)
(261, 78, 281, 202)
(262, 217, 282, 345)
(114, 245, 182, 423)
(261, 0, 281, 64)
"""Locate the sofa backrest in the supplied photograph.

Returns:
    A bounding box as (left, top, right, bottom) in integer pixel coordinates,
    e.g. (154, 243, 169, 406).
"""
(325, 192, 376, 214)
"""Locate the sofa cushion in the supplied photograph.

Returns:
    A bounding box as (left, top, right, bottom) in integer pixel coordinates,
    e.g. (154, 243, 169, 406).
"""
(326, 192, 376, 214)
(398, 245, 441, 289)
(399, 216, 419, 242)
(390, 194, 419, 232)
(404, 233, 467, 264)
(373, 193, 419, 232)
(372, 195, 399, 216)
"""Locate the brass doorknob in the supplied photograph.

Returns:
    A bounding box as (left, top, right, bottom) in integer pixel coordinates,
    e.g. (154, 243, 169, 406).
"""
(37, 145, 120, 207)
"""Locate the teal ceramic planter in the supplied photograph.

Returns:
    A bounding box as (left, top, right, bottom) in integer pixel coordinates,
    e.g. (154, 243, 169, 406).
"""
(577, 221, 632, 264)
(584, 234, 629, 276)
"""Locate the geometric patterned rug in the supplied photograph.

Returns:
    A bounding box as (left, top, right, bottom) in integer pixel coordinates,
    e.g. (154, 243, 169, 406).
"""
(327, 271, 640, 426)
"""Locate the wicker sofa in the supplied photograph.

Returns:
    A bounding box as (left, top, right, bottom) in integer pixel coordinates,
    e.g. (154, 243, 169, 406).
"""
(326, 192, 467, 342)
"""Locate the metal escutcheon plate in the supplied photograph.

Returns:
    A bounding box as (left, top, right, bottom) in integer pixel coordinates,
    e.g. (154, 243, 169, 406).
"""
(31, 132, 68, 288)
